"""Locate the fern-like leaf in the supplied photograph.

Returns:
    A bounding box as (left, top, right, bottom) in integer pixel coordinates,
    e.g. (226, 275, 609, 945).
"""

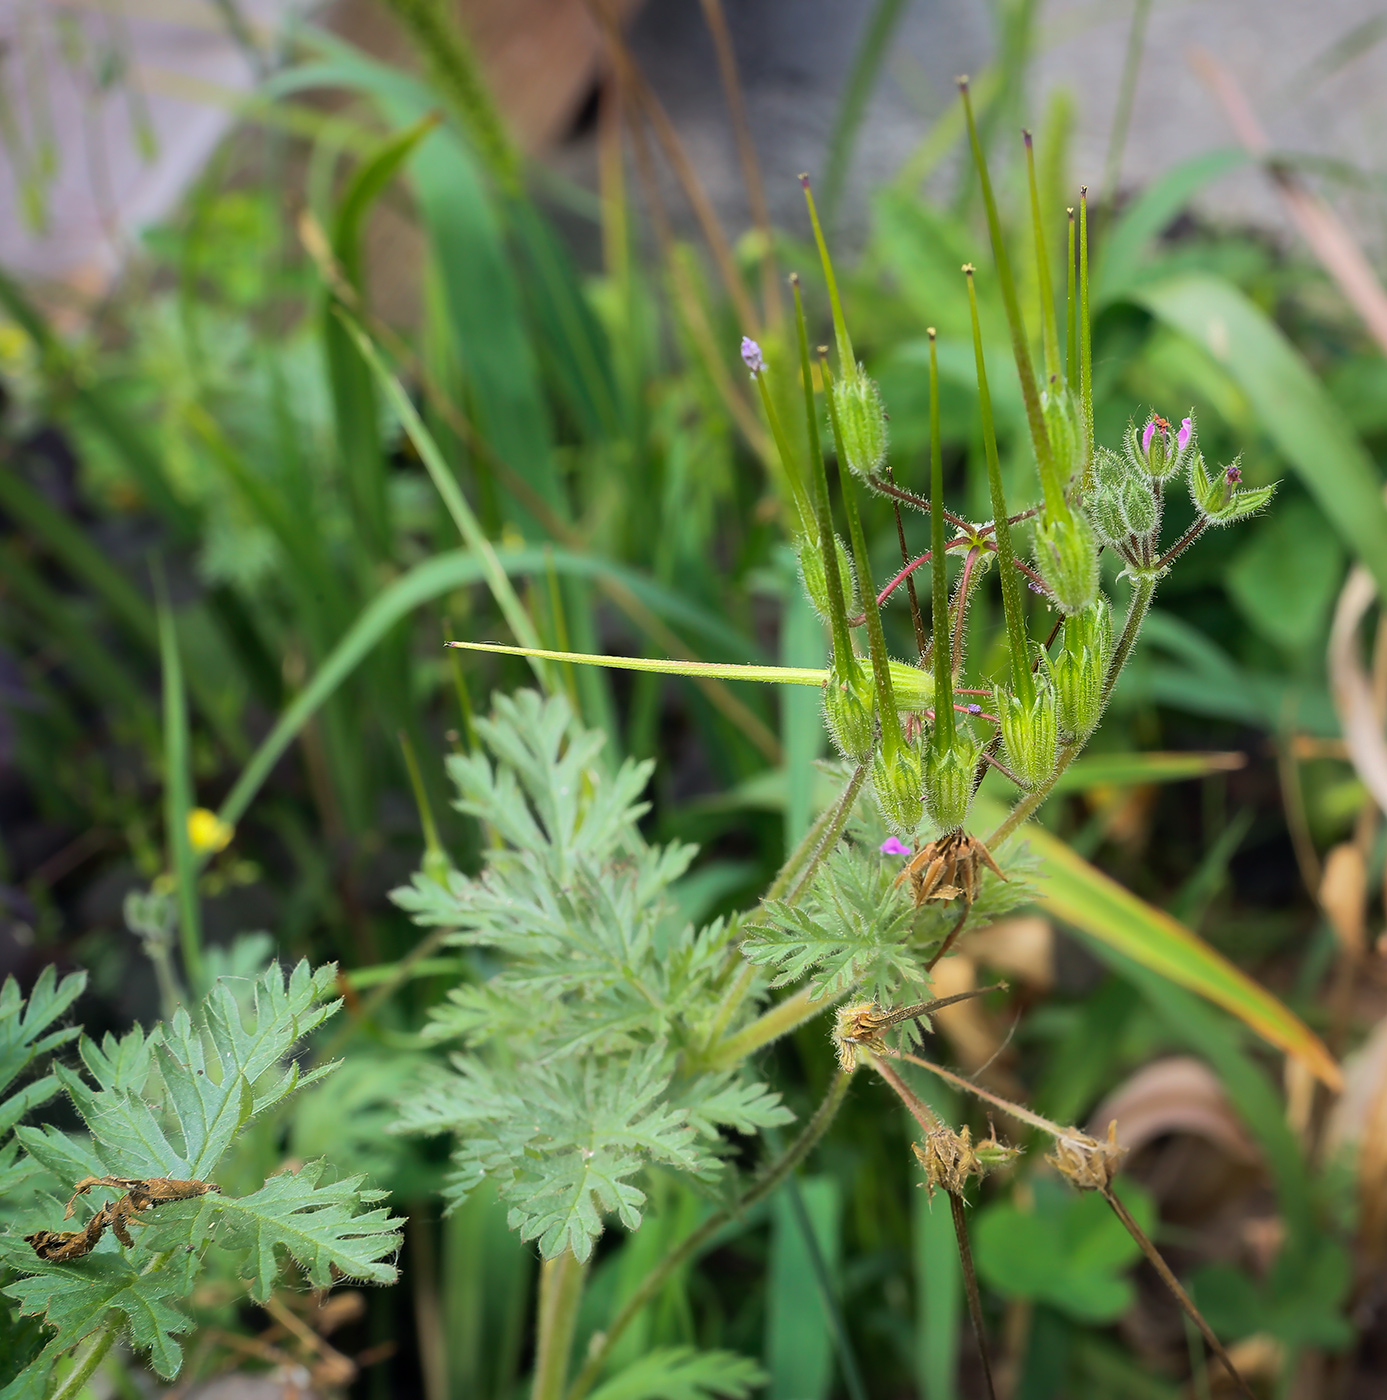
(588, 1347, 766, 1400)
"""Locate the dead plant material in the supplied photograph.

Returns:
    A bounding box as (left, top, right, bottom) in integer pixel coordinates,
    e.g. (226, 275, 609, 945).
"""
(26, 1175, 221, 1262)
(895, 828, 1006, 909)
(1048, 1120, 1127, 1192)
(833, 985, 1007, 1071)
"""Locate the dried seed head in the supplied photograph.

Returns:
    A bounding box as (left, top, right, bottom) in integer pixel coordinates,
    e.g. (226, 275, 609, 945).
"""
(833, 1001, 894, 1071)
(912, 1122, 1021, 1196)
(1047, 1119, 1127, 1191)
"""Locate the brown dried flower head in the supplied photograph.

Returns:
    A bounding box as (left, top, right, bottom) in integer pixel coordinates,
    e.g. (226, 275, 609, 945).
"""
(912, 1122, 1022, 1197)
(1047, 1120, 1127, 1191)
(894, 828, 1005, 908)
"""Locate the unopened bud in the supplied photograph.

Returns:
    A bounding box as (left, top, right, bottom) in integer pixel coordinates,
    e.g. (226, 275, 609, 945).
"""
(1092, 445, 1124, 490)
(1188, 451, 1276, 525)
(1119, 475, 1157, 538)
(832, 367, 888, 478)
(924, 732, 981, 831)
(1034, 511, 1099, 615)
(823, 659, 875, 763)
(1049, 598, 1111, 739)
(995, 684, 1058, 790)
(872, 737, 924, 836)
(799, 533, 857, 625)
(1087, 484, 1128, 547)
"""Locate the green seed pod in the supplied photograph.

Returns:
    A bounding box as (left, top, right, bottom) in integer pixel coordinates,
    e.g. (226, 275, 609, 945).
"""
(925, 732, 980, 832)
(1087, 485, 1128, 547)
(822, 658, 875, 763)
(1034, 511, 1100, 616)
(995, 684, 1059, 790)
(1050, 598, 1112, 739)
(832, 368, 888, 478)
(1042, 384, 1082, 490)
(1119, 476, 1157, 538)
(872, 738, 924, 836)
(798, 533, 857, 626)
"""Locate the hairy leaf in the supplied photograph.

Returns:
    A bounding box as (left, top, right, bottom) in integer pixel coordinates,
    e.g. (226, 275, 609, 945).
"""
(589, 1347, 766, 1400)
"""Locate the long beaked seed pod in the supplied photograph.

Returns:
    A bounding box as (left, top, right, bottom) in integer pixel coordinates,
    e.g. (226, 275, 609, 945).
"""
(799, 533, 858, 627)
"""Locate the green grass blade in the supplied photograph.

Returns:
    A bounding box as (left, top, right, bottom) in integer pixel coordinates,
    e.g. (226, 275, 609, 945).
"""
(157, 592, 206, 996)
(972, 792, 1340, 1087)
(1052, 750, 1246, 793)
(1136, 272, 1387, 599)
(820, 0, 909, 231)
(1094, 150, 1246, 303)
(445, 640, 828, 686)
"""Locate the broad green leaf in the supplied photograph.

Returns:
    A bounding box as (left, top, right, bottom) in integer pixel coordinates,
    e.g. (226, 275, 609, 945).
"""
(1134, 273, 1387, 600)
(974, 793, 1339, 1087)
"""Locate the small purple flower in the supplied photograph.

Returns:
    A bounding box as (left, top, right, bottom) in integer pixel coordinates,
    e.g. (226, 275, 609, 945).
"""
(1225, 463, 1242, 485)
(740, 336, 764, 375)
(1027, 580, 1046, 595)
(1141, 415, 1171, 456)
(966, 703, 983, 714)
(880, 837, 913, 857)
(1177, 416, 1193, 452)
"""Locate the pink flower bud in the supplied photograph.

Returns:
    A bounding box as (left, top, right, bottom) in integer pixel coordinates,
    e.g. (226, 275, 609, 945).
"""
(1178, 416, 1193, 452)
(880, 837, 913, 857)
(1225, 463, 1242, 485)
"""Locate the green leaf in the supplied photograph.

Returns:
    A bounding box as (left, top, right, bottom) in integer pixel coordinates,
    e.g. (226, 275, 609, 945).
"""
(1051, 749, 1246, 794)
(1134, 273, 1387, 600)
(974, 1180, 1156, 1324)
(974, 793, 1340, 1087)
(139, 1162, 400, 1303)
(590, 1348, 766, 1400)
(2, 1254, 192, 1380)
(0, 966, 85, 1109)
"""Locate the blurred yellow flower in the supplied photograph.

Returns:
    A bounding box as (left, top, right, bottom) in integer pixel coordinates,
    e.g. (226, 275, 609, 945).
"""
(187, 808, 234, 854)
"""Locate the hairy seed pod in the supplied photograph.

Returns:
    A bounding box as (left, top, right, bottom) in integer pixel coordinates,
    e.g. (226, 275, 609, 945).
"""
(1034, 511, 1100, 616)
(872, 738, 924, 836)
(798, 533, 857, 626)
(832, 368, 889, 478)
(822, 659, 875, 763)
(1042, 384, 1082, 489)
(1092, 445, 1125, 489)
(1050, 598, 1112, 739)
(924, 733, 980, 832)
(996, 684, 1059, 790)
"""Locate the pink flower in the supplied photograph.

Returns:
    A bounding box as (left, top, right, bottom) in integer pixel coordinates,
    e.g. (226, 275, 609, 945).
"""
(1141, 415, 1171, 456)
(1177, 416, 1193, 452)
(880, 837, 913, 856)
(1225, 463, 1242, 485)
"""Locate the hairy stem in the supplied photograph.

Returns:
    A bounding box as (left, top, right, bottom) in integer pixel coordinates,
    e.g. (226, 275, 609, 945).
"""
(703, 984, 822, 1071)
(50, 1330, 118, 1400)
(566, 1071, 853, 1400)
(1100, 1187, 1256, 1400)
(532, 1250, 587, 1400)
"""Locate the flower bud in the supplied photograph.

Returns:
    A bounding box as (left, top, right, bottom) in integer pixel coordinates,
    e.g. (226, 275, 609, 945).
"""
(822, 658, 875, 762)
(799, 533, 857, 626)
(1034, 511, 1100, 616)
(1049, 598, 1111, 739)
(1092, 445, 1124, 490)
(872, 738, 924, 836)
(1125, 412, 1195, 483)
(995, 684, 1058, 790)
(1042, 383, 1082, 489)
(925, 732, 981, 832)
(832, 367, 888, 478)
(1188, 451, 1276, 525)
(1086, 484, 1128, 547)
(1119, 475, 1157, 538)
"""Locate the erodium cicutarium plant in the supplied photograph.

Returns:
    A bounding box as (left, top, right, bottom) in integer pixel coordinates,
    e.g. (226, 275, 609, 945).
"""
(426, 84, 1274, 1400)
